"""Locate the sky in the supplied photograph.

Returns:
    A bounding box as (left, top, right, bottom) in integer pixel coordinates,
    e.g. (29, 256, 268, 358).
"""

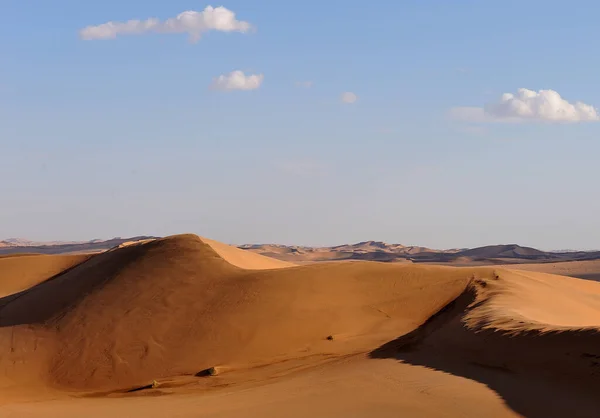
(1, 1, 600, 250)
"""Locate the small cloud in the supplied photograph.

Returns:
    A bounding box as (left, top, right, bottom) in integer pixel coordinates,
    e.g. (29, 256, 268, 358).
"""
(211, 70, 263, 91)
(341, 92, 358, 104)
(450, 88, 599, 123)
(79, 6, 252, 42)
(456, 68, 469, 74)
(295, 81, 313, 88)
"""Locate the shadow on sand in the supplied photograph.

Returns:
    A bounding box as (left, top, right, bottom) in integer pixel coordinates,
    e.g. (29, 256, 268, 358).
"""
(0, 245, 147, 327)
(369, 290, 600, 418)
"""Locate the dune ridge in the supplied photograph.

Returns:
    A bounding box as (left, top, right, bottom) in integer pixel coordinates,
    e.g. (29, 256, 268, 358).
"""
(0, 234, 599, 417)
(201, 237, 295, 269)
(371, 272, 600, 417)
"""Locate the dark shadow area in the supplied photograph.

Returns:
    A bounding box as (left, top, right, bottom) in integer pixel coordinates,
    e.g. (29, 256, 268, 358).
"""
(369, 289, 600, 418)
(0, 244, 149, 327)
(126, 383, 155, 392)
(571, 273, 600, 283)
(195, 367, 218, 377)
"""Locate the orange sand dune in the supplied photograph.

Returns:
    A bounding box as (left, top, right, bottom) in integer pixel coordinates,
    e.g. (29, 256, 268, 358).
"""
(370, 269, 600, 417)
(201, 237, 295, 269)
(0, 234, 599, 417)
(507, 259, 600, 282)
(0, 234, 473, 392)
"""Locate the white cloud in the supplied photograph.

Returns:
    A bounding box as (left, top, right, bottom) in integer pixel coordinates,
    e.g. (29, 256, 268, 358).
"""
(80, 6, 252, 42)
(295, 81, 313, 88)
(211, 70, 263, 91)
(341, 92, 357, 104)
(450, 88, 599, 123)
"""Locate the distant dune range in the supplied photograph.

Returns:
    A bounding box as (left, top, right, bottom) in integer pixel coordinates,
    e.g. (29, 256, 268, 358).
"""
(241, 242, 600, 266)
(0, 236, 157, 256)
(0, 234, 599, 417)
(3, 236, 600, 267)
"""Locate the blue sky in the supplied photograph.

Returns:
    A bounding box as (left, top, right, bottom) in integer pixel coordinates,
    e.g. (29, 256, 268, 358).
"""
(1, 1, 600, 249)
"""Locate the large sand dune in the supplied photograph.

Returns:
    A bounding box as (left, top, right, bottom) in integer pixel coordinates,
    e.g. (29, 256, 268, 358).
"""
(1, 234, 599, 417)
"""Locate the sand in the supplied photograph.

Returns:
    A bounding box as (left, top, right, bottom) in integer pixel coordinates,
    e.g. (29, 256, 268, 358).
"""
(0, 254, 90, 297)
(0, 234, 599, 417)
(201, 237, 295, 269)
(507, 259, 600, 282)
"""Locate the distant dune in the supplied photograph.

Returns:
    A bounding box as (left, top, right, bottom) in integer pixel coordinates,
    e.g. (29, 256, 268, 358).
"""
(4, 236, 600, 267)
(240, 242, 600, 265)
(0, 234, 599, 417)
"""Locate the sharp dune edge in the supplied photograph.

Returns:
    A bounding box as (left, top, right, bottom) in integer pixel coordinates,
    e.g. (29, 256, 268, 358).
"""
(0, 234, 599, 417)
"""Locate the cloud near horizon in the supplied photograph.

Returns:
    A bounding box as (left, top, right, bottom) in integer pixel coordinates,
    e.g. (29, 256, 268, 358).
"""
(451, 88, 599, 123)
(79, 6, 252, 42)
(211, 71, 264, 91)
(341, 92, 358, 104)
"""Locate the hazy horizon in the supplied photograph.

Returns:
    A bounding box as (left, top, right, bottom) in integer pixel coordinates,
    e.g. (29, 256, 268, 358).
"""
(2, 233, 599, 253)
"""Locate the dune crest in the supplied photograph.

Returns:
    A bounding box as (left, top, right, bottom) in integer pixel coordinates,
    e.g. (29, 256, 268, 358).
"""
(200, 237, 295, 269)
(466, 269, 600, 332)
(370, 269, 600, 416)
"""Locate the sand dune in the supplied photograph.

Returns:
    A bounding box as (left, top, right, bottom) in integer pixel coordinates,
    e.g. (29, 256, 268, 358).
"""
(0, 234, 599, 417)
(201, 237, 295, 269)
(507, 259, 600, 282)
(240, 241, 600, 264)
(0, 234, 473, 393)
(371, 269, 600, 417)
(466, 269, 600, 331)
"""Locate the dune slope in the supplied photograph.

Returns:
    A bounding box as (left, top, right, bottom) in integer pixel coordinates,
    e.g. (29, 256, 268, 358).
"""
(507, 259, 600, 282)
(201, 237, 295, 269)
